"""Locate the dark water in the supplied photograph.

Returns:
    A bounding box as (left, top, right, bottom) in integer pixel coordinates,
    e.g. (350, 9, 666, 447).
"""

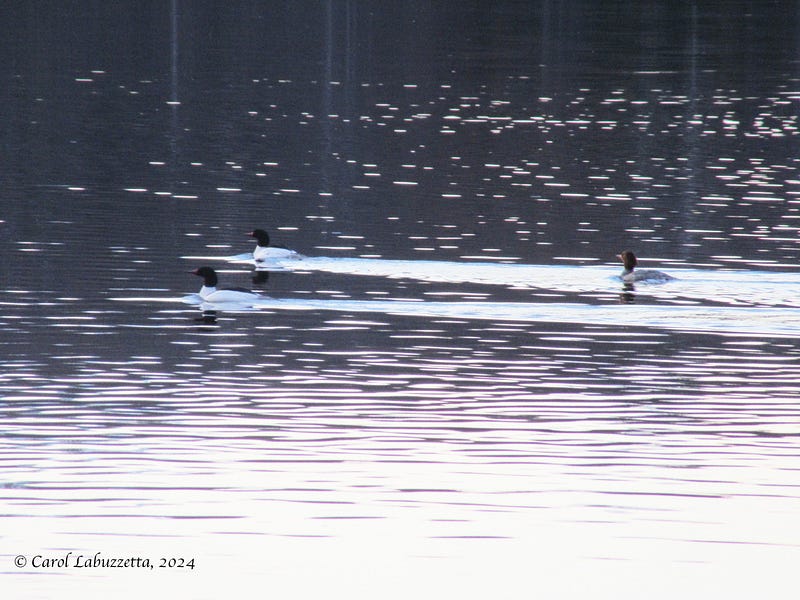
(2, 2, 800, 598)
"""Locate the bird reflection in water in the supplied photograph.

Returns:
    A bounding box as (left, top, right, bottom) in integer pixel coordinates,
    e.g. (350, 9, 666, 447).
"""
(619, 283, 636, 304)
(252, 269, 270, 285)
(194, 307, 219, 326)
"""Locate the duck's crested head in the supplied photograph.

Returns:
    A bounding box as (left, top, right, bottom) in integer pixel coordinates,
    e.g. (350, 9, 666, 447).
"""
(192, 266, 218, 287)
(618, 250, 638, 271)
(249, 229, 270, 246)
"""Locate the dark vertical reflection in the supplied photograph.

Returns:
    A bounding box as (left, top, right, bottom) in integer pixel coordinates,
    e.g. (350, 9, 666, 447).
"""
(171, 0, 179, 106)
(319, 0, 335, 233)
(319, 0, 359, 229)
(169, 0, 181, 180)
(678, 2, 701, 258)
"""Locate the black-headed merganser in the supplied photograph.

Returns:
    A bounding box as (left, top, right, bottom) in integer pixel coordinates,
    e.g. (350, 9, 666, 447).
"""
(249, 229, 297, 264)
(618, 250, 674, 283)
(192, 266, 263, 303)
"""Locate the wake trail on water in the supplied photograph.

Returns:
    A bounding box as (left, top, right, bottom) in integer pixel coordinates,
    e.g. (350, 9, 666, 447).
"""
(179, 251, 800, 309)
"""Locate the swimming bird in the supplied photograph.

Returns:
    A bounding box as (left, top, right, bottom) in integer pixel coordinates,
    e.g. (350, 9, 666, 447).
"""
(618, 250, 674, 283)
(249, 229, 297, 264)
(191, 266, 263, 303)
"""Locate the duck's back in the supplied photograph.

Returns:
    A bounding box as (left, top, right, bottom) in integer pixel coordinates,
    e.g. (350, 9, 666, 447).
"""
(623, 269, 674, 283)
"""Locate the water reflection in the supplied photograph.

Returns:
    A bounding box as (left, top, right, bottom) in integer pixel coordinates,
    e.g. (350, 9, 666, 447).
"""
(251, 270, 270, 285)
(194, 308, 218, 325)
(619, 283, 636, 304)
(4, 1, 800, 598)
(203, 251, 800, 309)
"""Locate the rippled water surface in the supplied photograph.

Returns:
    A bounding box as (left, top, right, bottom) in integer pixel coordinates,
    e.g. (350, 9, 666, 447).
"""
(2, 2, 800, 598)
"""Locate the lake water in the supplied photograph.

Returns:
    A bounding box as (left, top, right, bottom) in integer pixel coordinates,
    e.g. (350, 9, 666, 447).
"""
(2, 2, 800, 598)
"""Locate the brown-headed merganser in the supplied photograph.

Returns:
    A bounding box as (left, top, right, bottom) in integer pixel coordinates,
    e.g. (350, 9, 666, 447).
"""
(618, 250, 674, 283)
